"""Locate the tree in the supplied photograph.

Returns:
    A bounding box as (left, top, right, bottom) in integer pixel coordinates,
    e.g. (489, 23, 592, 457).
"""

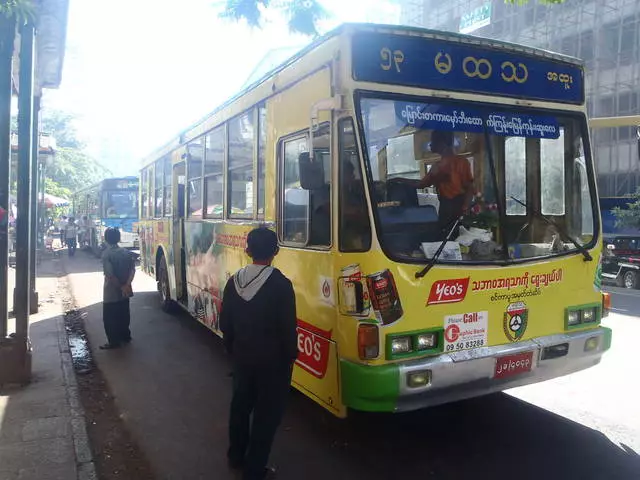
(220, 0, 566, 37)
(0, 0, 35, 23)
(46, 148, 109, 193)
(218, 0, 328, 36)
(612, 189, 640, 229)
(41, 110, 83, 149)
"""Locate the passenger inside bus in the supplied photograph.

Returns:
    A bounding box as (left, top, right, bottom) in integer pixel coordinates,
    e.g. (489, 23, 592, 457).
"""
(389, 130, 474, 234)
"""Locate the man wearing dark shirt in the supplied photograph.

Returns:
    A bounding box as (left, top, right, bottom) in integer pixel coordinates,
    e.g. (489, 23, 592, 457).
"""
(100, 227, 135, 350)
(220, 227, 298, 480)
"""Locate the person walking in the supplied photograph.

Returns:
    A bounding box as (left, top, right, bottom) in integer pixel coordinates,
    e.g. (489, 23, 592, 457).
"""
(58, 215, 67, 247)
(100, 227, 135, 350)
(65, 217, 78, 256)
(220, 227, 298, 480)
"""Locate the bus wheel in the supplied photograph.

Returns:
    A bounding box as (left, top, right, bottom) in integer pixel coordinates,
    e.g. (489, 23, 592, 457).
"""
(158, 256, 176, 312)
(623, 270, 639, 289)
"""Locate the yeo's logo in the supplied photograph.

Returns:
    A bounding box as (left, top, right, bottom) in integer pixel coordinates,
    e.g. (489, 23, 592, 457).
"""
(427, 278, 470, 306)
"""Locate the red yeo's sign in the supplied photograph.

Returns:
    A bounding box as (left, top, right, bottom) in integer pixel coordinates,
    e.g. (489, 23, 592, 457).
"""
(295, 320, 332, 379)
(427, 278, 470, 306)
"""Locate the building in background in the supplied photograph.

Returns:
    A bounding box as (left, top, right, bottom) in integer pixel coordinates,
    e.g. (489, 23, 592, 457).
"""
(397, 0, 640, 201)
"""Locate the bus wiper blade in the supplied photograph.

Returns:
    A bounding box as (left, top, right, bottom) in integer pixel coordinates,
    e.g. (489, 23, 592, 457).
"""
(509, 196, 592, 262)
(416, 216, 463, 279)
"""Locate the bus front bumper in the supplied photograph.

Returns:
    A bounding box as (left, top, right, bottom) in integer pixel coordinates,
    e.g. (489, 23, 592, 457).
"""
(341, 327, 611, 413)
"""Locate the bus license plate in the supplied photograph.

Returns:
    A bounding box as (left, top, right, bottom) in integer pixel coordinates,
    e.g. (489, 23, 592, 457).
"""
(494, 351, 534, 379)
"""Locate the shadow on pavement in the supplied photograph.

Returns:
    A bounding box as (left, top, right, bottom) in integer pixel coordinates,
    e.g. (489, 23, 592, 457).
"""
(0, 315, 78, 479)
(68, 286, 640, 480)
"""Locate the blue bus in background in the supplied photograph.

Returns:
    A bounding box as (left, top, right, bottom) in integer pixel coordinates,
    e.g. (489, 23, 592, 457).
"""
(72, 176, 139, 253)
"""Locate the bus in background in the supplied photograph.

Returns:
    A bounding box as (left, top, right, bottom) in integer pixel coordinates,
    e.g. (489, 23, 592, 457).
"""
(137, 23, 611, 418)
(72, 176, 140, 253)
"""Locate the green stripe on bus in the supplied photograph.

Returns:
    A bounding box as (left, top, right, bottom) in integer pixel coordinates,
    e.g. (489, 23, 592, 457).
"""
(601, 326, 613, 351)
(340, 360, 399, 412)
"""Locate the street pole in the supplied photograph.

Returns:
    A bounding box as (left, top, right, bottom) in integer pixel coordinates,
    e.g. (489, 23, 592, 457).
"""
(0, 15, 15, 338)
(29, 95, 40, 314)
(14, 21, 35, 342)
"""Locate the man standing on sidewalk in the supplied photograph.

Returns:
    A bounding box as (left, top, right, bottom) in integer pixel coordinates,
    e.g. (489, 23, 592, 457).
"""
(65, 217, 78, 257)
(100, 227, 135, 350)
(220, 227, 298, 480)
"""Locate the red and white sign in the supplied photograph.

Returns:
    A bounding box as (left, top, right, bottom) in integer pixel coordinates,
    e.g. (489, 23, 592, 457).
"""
(295, 320, 332, 379)
(494, 351, 534, 379)
(443, 310, 488, 352)
(427, 278, 470, 306)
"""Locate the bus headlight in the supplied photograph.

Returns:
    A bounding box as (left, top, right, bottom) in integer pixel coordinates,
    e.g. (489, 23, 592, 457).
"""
(407, 370, 431, 388)
(582, 307, 597, 323)
(584, 336, 599, 352)
(567, 310, 580, 326)
(416, 333, 437, 350)
(391, 336, 412, 354)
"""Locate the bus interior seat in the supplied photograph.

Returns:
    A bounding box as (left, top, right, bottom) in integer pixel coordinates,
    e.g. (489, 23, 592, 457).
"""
(386, 181, 419, 207)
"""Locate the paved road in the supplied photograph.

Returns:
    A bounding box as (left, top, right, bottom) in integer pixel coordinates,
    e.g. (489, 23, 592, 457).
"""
(62, 251, 640, 480)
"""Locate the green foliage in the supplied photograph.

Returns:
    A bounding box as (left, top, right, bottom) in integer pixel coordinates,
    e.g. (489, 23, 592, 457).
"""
(44, 177, 71, 199)
(41, 110, 84, 149)
(0, 0, 35, 24)
(47, 147, 108, 193)
(38, 109, 110, 193)
(219, 0, 328, 37)
(218, 0, 566, 36)
(612, 189, 640, 229)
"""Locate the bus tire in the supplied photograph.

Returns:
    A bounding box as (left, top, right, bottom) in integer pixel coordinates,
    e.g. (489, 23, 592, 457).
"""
(622, 270, 639, 289)
(158, 256, 176, 312)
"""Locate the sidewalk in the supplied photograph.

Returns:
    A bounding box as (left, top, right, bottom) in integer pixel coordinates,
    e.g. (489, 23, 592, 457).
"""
(0, 254, 96, 480)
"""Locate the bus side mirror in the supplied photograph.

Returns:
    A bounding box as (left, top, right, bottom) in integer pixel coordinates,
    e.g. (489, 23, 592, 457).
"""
(298, 152, 325, 190)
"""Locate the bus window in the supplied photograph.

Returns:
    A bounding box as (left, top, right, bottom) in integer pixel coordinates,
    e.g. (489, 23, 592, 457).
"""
(154, 159, 164, 217)
(141, 168, 149, 219)
(282, 137, 309, 244)
(188, 138, 204, 218)
(103, 190, 137, 219)
(204, 126, 225, 218)
(505, 137, 527, 215)
(541, 129, 566, 216)
(339, 118, 371, 252)
(163, 156, 172, 216)
(228, 111, 255, 219)
(257, 106, 266, 218)
(280, 124, 331, 247)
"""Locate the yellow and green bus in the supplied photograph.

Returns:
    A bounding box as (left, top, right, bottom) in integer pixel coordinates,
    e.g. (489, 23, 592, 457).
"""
(137, 23, 611, 418)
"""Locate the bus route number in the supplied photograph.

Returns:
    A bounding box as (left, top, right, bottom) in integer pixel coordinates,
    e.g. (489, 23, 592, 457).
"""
(380, 47, 405, 73)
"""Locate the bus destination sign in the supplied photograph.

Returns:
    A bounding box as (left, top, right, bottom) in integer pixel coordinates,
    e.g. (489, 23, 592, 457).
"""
(352, 32, 584, 105)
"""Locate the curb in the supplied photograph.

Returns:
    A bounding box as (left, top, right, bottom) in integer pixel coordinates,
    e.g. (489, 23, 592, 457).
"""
(55, 275, 98, 480)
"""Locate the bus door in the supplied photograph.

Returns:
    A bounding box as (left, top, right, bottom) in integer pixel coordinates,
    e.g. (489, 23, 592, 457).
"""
(173, 161, 188, 303)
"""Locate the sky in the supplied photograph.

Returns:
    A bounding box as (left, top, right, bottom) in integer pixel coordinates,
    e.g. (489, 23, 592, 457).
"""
(42, 0, 402, 177)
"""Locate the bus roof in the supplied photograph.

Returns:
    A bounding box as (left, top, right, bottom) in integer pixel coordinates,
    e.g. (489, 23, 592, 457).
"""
(72, 176, 139, 196)
(141, 22, 584, 168)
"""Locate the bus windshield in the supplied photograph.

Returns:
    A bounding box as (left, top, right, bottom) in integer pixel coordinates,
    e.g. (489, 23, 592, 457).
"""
(103, 190, 138, 219)
(358, 96, 596, 263)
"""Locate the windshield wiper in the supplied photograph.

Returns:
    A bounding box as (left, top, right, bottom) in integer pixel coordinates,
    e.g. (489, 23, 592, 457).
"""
(509, 196, 592, 261)
(416, 216, 464, 279)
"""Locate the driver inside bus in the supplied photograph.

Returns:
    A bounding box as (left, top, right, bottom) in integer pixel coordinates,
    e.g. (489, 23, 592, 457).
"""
(390, 130, 474, 233)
